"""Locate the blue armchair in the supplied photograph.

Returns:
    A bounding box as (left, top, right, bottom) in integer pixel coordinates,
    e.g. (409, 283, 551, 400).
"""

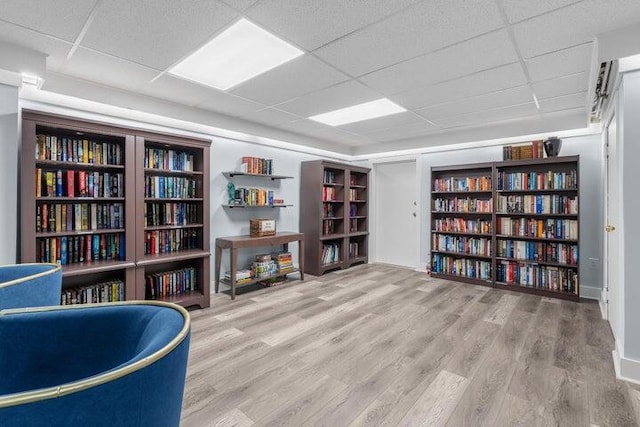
(0, 263, 62, 310)
(0, 301, 191, 427)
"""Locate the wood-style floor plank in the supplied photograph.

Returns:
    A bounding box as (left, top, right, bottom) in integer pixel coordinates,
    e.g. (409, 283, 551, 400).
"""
(181, 264, 636, 427)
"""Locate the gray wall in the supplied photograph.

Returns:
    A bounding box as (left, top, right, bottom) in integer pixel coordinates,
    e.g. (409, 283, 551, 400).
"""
(620, 71, 640, 361)
(0, 84, 18, 264)
(419, 134, 605, 296)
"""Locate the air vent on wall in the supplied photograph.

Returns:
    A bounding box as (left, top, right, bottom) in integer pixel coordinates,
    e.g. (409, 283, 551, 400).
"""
(590, 60, 616, 123)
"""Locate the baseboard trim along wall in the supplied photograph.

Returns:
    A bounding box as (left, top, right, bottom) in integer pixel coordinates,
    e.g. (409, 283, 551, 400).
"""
(580, 285, 601, 301)
(613, 346, 640, 385)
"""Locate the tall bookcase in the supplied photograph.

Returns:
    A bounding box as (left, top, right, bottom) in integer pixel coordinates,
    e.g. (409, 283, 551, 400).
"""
(430, 156, 580, 301)
(300, 160, 370, 276)
(21, 111, 211, 309)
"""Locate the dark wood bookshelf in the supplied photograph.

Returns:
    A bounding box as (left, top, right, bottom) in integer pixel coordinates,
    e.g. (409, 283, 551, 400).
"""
(146, 197, 204, 202)
(20, 111, 211, 309)
(301, 160, 370, 276)
(222, 204, 293, 208)
(430, 156, 580, 300)
(145, 224, 204, 231)
(136, 249, 211, 266)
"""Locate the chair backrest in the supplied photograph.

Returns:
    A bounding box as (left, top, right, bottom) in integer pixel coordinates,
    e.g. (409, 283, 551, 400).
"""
(0, 263, 62, 310)
(0, 301, 191, 427)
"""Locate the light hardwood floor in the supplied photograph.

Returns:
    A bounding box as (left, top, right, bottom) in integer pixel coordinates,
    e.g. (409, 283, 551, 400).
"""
(182, 264, 639, 427)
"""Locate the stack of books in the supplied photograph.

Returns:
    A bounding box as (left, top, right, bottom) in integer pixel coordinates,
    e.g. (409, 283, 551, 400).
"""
(503, 140, 544, 160)
(252, 254, 277, 279)
(274, 252, 296, 274)
(224, 269, 253, 284)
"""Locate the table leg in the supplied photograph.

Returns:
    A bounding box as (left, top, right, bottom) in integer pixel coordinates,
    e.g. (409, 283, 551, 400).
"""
(214, 245, 222, 293)
(230, 247, 238, 300)
(299, 238, 304, 281)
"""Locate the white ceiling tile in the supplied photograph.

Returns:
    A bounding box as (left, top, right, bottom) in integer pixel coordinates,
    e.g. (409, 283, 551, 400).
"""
(0, 21, 72, 71)
(221, 0, 259, 11)
(416, 86, 534, 120)
(526, 43, 593, 82)
(274, 80, 380, 117)
(314, 0, 503, 76)
(531, 72, 588, 99)
(230, 55, 349, 105)
(539, 91, 588, 113)
(390, 63, 528, 110)
(246, 0, 422, 51)
(0, 0, 97, 42)
(339, 112, 426, 134)
(433, 102, 539, 129)
(364, 122, 439, 142)
(194, 91, 265, 117)
(81, 0, 238, 69)
(60, 47, 158, 91)
(238, 108, 301, 126)
(501, 0, 582, 24)
(360, 30, 518, 95)
(142, 74, 221, 106)
(512, 0, 640, 58)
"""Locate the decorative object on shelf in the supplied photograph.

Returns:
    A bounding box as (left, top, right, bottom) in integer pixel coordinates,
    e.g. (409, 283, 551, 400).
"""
(227, 182, 235, 204)
(543, 137, 562, 157)
(250, 218, 276, 237)
(0, 301, 190, 427)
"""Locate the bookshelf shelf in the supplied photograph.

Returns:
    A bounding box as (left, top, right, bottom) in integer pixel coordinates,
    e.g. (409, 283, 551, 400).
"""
(144, 168, 203, 176)
(36, 160, 125, 170)
(145, 198, 204, 202)
(220, 268, 301, 288)
(221, 204, 293, 208)
(37, 197, 125, 202)
(222, 171, 293, 180)
(36, 228, 126, 238)
(137, 250, 211, 266)
(430, 156, 580, 300)
(144, 224, 203, 231)
(301, 160, 370, 276)
(62, 260, 136, 277)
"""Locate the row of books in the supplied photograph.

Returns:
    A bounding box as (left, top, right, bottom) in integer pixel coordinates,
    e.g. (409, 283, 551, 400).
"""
(323, 170, 339, 184)
(144, 202, 198, 227)
(36, 233, 126, 264)
(322, 243, 340, 265)
(323, 186, 338, 201)
(497, 262, 578, 294)
(434, 218, 492, 234)
(36, 169, 123, 198)
(144, 229, 199, 255)
(497, 239, 578, 265)
(348, 242, 360, 258)
(36, 134, 123, 165)
(497, 195, 578, 215)
(225, 269, 253, 284)
(144, 176, 197, 199)
(497, 218, 578, 240)
(252, 259, 278, 279)
(37, 202, 123, 233)
(432, 235, 491, 256)
(233, 188, 275, 206)
(433, 176, 492, 192)
(61, 279, 125, 305)
(502, 140, 544, 160)
(349, 218, 360, 233)
(274, 252, 296, 274)
(323, 203, 337, 218)
(497, 170, 577, 191)
(145, 267, 197, 299)
(323, 218, 339, 235)
(431, 254, 492, 280)
(348, 189, 362, 201)
(144, 147, 194, 172)
(433, 197, 493, 213)
(241, 156, 273, 175)
(349, 204, 359, 217)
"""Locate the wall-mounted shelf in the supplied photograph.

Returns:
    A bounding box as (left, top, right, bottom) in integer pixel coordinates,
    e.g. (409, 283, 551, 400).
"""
(222, 204, 293, 208)
(222, 171, 293, 180)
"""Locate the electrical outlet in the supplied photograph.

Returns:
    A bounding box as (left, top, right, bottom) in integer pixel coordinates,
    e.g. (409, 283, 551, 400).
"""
(589, 257, 599, 268)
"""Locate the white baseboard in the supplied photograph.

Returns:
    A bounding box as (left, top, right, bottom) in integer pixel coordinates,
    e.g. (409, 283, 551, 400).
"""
(600, 289, 608, 319)
(613, 343, 640, 385)
(580, 285, 601, 300)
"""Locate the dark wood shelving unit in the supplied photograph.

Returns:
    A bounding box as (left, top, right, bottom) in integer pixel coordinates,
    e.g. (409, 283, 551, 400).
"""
(430, 156, 580, 301)
(221, 204, 293, 208)
(301, 160, 370, 275)
(21, 111, 211, 309)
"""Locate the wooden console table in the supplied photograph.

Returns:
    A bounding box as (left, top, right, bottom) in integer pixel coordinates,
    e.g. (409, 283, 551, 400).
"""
(214, 232, 304, 299)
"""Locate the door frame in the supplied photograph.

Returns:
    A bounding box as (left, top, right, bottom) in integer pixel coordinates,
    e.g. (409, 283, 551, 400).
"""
(370, 157, 421, 270)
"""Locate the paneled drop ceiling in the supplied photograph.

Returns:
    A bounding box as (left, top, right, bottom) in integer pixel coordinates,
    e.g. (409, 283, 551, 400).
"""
(2, 0, 640, 155)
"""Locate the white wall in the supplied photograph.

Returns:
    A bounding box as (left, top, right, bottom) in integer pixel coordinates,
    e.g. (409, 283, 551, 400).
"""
(417, 134, 604, 297)
(210, 136, 326, 289)
(0, 83, 18, 264)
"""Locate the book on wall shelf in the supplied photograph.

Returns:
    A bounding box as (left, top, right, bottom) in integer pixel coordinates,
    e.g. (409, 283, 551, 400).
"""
(223, 158, 293, 209)
(430, 156, 580, 301)
(21, 111, 211, 309)
(301, 160, 370, 275)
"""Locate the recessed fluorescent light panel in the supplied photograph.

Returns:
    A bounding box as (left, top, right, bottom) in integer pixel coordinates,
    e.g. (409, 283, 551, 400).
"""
(309, 98, 407, 126)
(168, 18, 303, 90)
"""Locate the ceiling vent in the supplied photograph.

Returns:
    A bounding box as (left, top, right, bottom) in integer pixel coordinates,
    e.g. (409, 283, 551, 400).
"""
(590, 60, 616, 123)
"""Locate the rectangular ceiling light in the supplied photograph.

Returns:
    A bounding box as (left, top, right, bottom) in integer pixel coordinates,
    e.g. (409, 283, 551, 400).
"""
(168, 18, 303, 90)
(309, 98, 407, 126)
